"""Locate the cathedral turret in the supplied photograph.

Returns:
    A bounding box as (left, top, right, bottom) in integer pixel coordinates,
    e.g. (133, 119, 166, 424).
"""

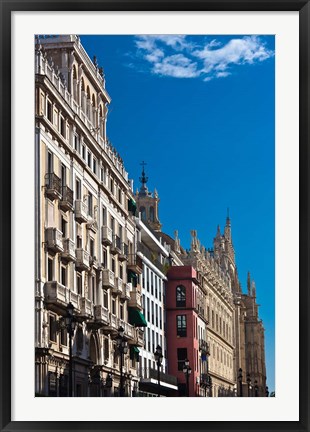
(135, 161, 162, 231)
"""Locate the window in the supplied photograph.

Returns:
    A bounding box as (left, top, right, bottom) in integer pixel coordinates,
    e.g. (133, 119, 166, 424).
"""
(216, 314, 219, 332)
(47, 257, 53, 281)
(151, 302, 154, 324)
(93, 157, 97, 175)
(60, 327, 67, 346)
(60, 117, 66, 138)
(61, 217, 67, 238)
(47, 151, 53, 173)
(102, 206, 106, 225)
(155, 304, 158, 327)
(177, 348, 187, 371)
(103, 290, 108, 309)
(100, 167, 105, 183)
(110, 178, 114, 194)
(102, 247, 107, 269)
(176, 285, 186, 307)
(112, 298, 116, 315)
(76, 234, 82, 249)
(61, 164, 66, 187)
(118, 188, 122, 204)
(152, 330, 155, 353)
(176, 315, 187, 337)
(74, 134, 80, 152)
(120, 303, 124, 320)
(61, 265, 67, 286)
(147, 328, 151, 351)
(87, 150, 92, 168)
(47, 100, 52, 122)
(147, 298, 150, 322)
(88, 193, 93, 217)
(82, 144, 86, 160)
(49, 314, 57, 342)
(77, 273, 82, 295)
(212, 310, 214, 328)
(90, 238, 95, 258)
(75, 178, 81, 200)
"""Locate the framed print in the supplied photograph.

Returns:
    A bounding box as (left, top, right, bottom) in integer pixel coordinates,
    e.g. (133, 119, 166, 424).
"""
(1, 1, 309, 431)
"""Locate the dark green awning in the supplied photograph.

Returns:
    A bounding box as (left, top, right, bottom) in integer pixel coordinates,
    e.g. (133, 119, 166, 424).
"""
(130, 346, 140, 361)
(128, 198, 137, 215)
(128, 308, 147, 327)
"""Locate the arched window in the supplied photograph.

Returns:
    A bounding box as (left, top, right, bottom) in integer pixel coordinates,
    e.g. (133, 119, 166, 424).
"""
(176, 285, 186, 307)
(91, 94, 96, 126)
(149, 206, 155, 222)
(140, 206, 146, 221)
(99, 105, 104, 138)
(81, 78, 86, 112)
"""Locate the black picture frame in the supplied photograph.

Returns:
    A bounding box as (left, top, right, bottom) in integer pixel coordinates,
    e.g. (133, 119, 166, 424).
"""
(1, 1, 309, 431)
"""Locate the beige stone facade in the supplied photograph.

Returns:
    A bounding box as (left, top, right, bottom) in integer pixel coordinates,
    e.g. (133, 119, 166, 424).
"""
(35, 35, 143, 397)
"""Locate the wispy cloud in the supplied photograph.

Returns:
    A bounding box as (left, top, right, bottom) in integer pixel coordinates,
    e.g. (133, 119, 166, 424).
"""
(132, 35, 274, 82)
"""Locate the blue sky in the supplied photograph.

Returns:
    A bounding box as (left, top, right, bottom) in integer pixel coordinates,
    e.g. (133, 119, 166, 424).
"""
(81, 34, 275, 393)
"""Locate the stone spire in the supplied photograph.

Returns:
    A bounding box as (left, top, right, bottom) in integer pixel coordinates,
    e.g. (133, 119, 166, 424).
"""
(138, 161, 149, 196)
(247, 271, 251, 295)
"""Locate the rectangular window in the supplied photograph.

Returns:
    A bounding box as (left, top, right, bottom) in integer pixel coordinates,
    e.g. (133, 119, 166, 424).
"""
(75, 178, 81, 200)
(152, 330, 155, 353)
(93, 157, 97, 175)
(60, 117, 66, 137)
(147, 298, 150, 322)
(87, 151, 92, 168)
(155, 304, 158, 327)
(61, 164, 66, 187)
(47, 151, 53, 173)
(118, 188, 122, 204)
(151, 301, 154, 325)
(60, 327, 67, 346)
(177, 348, 187, 371)
(100, 167, 104, 182)
(102, 247, 107, 269)
(76, 273, 82, 295)
(47, 100, 52, 122)
(111, 257, 115, 273)
(61, 265, 67, 286)
(74, 134, 80, 152)
(216, 314, 219, 332)
(102, 290, 108, 309)
(88, 193, 93, 217)
(47, 257, 53, 281)
(176, 315, 187, 337)
(76, 234, 82, 249)
(82, 144, 86, 160)
(61, 217, 67, 238)
(212, 310, 215, 328)
(120, 303, 124, 320)
(90, 238, 95, 258)
(112, 298, 116, 315)
(151, 273, 153, 295)
(49, 315, 57, 342)
(147, 328, 151, 352)
(102, 206, 106, 225)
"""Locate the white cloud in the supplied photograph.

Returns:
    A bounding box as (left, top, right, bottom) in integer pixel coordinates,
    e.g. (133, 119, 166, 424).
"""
(132, 35, 274, 82)
(152, 54, 200, 78)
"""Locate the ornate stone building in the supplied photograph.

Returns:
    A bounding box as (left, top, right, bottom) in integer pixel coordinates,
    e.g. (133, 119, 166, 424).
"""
(35, 35, 144, 397)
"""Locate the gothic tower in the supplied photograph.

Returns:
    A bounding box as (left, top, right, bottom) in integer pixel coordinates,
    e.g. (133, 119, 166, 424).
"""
(135, 162, 162, 231)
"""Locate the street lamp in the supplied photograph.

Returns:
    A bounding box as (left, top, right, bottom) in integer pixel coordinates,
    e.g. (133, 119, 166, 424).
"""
(183, 359, 192, 397)
(246, 373, 252, 397)
(254, 380, 259, 397)
(238, 368, 243, 397)
(64, 302, 77, 397)
(154, 345, 163, 397)
(127, 372, 133, 397)
(265, 386, 269, 397)
(116, 326, 128, 397)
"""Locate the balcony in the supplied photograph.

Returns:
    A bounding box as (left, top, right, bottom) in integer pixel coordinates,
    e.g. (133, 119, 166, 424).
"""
(199, 339, 210, 355)
(105, 313, 119, 336)
(102, 269, 115, 289)
(45, 227, 63, 253)
(75, 200, 88, 223)
(59, 186, 74, 212)
(110, 235, 121, 255)
(135, 328, 144, 347)
(86, 219, 98, 234)
(44, 281, 69, 314)
(112, 277, 123, 296)
(75, 248, 90, 271)
(61, 238, 76, 262)
(89, 255, 99, 269)
(137, 243, 166, 273)
(118, 243, 128, 262)
(45, 173, 62, 200)
(94, 305, 110, 326)
(101, 226, 113, 246)
(140, 367, 178, 387)
(79, 297, 93, 317)
(127, 253, 143, 274)
(121, 282, 131, 300)
(119, 319, 135, 342)
(128, 285, 143, 311)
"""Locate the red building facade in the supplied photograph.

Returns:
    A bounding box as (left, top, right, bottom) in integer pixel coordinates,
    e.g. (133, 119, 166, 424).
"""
(166, 266, 202, 397)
